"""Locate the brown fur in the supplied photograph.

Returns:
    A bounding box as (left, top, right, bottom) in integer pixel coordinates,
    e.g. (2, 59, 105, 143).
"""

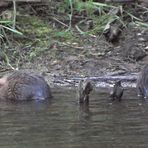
(77, 79, 93, 104)
(137, 65, 148, 99)
(110, 80, 124, 101)
(0, 71, 52, 101)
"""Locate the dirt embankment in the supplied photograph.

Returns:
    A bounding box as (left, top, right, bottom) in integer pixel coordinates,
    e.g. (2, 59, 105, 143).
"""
(0, 1, 148, 82)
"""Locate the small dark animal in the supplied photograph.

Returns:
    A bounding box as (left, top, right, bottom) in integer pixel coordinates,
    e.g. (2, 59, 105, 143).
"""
(77, 79, 93, 104)
(0, 71, 52, 101)
(110, 80, 124, 101)
(137, 65, 148, 99)
(103, 22, 122, 43)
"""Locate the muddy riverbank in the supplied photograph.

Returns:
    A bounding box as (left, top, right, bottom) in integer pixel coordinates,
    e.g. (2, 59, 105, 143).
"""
(0, 1, 148, 88)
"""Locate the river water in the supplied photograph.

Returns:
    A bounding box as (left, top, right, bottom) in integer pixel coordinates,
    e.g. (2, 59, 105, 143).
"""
(0, 87, 148, 148)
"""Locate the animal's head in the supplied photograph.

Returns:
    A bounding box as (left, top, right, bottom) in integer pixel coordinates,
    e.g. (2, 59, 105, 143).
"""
(115, 80, 121, 86)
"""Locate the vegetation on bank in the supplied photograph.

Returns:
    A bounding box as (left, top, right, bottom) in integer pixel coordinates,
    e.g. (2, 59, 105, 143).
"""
(0, 0, 147, 70)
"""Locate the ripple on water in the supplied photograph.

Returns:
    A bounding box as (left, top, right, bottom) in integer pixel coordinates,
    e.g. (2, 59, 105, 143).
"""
(0, 88, 147, 147)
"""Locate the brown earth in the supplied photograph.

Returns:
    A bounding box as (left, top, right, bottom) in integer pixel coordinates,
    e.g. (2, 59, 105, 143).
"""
(0, 1, 148, 81)
(22, 26, 148, 78)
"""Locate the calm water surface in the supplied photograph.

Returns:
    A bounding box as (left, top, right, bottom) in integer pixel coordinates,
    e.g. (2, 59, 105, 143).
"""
(0, 87, 148, 148)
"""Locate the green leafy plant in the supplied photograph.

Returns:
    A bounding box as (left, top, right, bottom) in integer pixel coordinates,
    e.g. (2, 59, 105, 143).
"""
(0, 1, 23, 46)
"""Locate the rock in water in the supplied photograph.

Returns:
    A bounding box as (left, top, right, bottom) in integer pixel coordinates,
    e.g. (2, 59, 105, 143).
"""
(110, 80, 124, 101)
(137, 65, 148, 99)
(0, 71, 52, 101)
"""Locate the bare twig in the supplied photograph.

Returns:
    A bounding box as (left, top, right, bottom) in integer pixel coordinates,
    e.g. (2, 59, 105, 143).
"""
(3, 52, 18, 70)
(13, 0, 16, 29)
(51, 17, 69, 28)
(59, 42, 84, 50)
(1, 27, 11, 46)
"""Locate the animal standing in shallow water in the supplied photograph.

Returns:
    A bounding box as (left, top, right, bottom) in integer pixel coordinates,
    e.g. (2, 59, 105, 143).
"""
(0, 71, 52, 101)
(137, 65, 148, 99)
(77, 79, 93, 104)
(110, 80, 124, 101)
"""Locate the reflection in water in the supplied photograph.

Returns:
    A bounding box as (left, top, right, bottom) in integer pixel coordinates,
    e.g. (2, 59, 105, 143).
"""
(0, 88, 148, 147)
